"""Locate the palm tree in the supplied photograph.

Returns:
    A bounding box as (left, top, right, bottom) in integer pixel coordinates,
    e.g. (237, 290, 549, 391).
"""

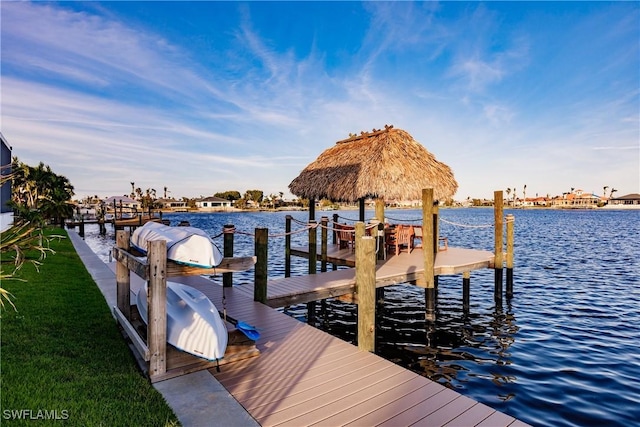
(505, 188, 511, 206)
(130, 182, 135, 199)
(603, 186, 609, 199)
(523, 184, 527, 205)
(609, 188, 618, 199)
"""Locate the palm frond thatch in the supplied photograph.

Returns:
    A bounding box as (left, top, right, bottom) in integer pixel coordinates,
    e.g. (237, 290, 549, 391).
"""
(289, 125, 458, 202)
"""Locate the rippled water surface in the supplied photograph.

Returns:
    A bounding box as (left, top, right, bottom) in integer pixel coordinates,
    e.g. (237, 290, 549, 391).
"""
(82, 208, 640, 427)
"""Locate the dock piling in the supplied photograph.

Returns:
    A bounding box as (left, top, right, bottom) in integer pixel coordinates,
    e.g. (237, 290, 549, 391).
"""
(494, 190, 504, 304)
(285, 216, 292, 278)
(463, 271, 471, 312)
(223, 224, 235, 288)
(115, 231, 131, 320)
(422, 188, 436, 321)
(148, 239, 168, 377)
(254, 228, 268, 304)
(506, 213, 515, 298)
(308, 220, 317, 275)
(321, 216, 328, 272)
(356, 231, 376, 352)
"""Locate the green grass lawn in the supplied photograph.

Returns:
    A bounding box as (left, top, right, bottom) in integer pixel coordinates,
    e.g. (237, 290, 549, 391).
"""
(1, 227, 179, 426)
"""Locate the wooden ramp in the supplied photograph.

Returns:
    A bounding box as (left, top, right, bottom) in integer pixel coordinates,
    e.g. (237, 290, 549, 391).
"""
(169, 274, 528, 426)
(237, 246, 495, 308)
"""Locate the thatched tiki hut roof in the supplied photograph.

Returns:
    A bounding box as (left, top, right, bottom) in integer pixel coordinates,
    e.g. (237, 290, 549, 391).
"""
(289, 125, 457, 203)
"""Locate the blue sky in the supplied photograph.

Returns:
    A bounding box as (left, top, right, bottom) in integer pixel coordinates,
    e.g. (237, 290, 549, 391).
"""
(2, 1, 638, 201)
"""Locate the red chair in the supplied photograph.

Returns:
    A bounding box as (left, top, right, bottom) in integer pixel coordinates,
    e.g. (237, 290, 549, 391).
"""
(392, 224, 414, 255)
(336, 223, 355, 251)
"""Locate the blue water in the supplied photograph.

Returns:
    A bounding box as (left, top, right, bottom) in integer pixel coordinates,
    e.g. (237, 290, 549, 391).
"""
(82, 208, 640, 427)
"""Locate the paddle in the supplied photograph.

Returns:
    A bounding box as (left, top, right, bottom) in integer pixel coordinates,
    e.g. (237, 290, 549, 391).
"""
(220, 312, 260, 341)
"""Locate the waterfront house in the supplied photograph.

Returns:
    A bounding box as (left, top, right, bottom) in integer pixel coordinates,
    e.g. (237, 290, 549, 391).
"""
(195, 196, 232, 211)
(606, 193, 640, 208)
(156, 198, 189, 212)
(104, 195, 139, 218)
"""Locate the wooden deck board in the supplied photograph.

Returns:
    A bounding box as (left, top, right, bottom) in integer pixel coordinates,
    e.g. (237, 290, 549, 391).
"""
(247, 358, 391, 417)
(375, 388, 464, 426)
(443, 402, 495, 426)
(287, 369, 418, 426)
(263, 245, 494, 308)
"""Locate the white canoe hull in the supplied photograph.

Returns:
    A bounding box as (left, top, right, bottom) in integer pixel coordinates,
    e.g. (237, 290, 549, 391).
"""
(131, 221, 223, 268)
(136, 281, 228, 361)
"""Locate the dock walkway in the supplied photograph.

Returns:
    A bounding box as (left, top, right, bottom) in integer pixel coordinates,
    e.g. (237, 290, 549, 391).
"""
(239, 245, 494, 308)
(178, 272, 526, 426)
(70, 231, 527, 426)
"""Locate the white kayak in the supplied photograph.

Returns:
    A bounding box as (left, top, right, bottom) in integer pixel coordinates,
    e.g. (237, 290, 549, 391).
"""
(131, 221, 223, 268)
(136, 281, 228, 361)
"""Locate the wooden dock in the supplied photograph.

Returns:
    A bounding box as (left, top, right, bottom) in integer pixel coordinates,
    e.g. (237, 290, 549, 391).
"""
(239, 245, 494, 308)
(146, 272, 527, 426)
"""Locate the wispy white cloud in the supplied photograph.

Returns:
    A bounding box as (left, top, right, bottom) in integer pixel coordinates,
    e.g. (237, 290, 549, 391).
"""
(1, 1, 637, 201)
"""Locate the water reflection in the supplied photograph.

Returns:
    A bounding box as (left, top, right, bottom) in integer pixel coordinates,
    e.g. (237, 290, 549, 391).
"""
(302, 280, 520, 392)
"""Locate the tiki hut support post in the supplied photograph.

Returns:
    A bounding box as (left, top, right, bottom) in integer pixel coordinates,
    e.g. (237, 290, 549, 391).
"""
(422, 188, 436, 321)
(494, 191, 504, 304)
(506, 214, 515, 297)
(309, 198, 316, 221)
(375, 198, 386, 261)
(358, 198, 365, 222)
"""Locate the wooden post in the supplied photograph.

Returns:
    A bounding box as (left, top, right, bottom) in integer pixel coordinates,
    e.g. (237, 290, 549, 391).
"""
(422, 189, 436, 321)
(285, 215, 292, 278)
(223, 224, 235, 288)
(506, 214, 515, 298)
(320, 216, 328, 273)
(356, 231, 376, 352)
(309, 198, 316, 221)
(147, 239, 167, 379)
(433, 204, 439, 289)
(308, 220, 317, 275)
(79, 216, 85, 238)
(358, 198, 365, 222)
(374, 198, 385, 224)
(254, 228, 268, 304)
(463, 271, 470, 313)
(115, 231, 131, 320)
(332, 213, 339, 271)
(374, 199, 386, 261)
(494, 190, 504, 304)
